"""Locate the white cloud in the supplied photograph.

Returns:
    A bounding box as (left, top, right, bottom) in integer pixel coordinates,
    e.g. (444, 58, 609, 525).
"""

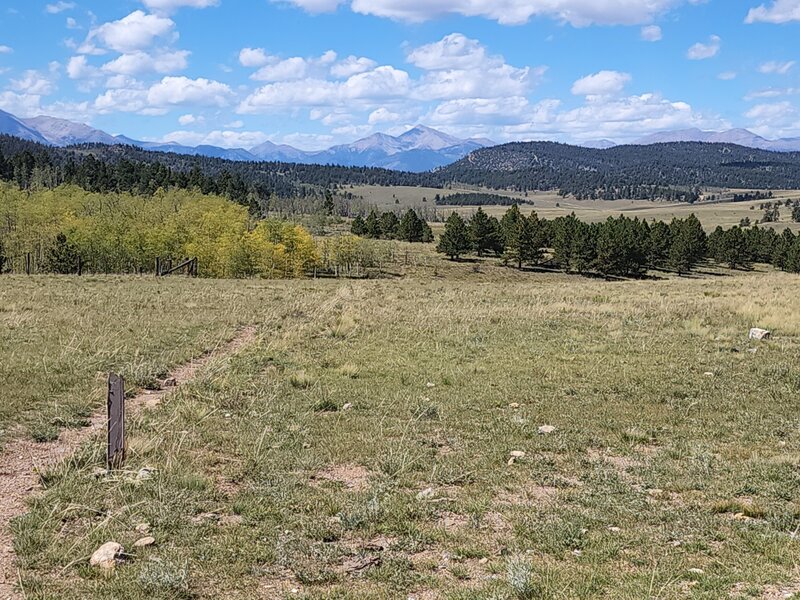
(758, 60, 795, 74)
(156, 129, 269, 148)
(252, 57, 309, 81)
(67, 55, 97, 79)
(142, 0, 219, 13)
(744, 100, 800, 138)
(46, 2, 75, 14)
(10, 70, 56, 95)
(225, 120, 244, 128)
(87, 11, 176, 54)
(0, 45, 12, 54)
(746, 0, 800, 23)
(66, 17, 79, 29)
(408, 33, 489, 70)
(572, 70, 631, 96)
(239, 47, 269, 67)
(146, 76, 234, 107)
(278, 0, 692, 26)
(331, 56, 377, 78)
(368, 107, 402, 124)
(178, 113, 197, 125)
(0, 91, 45, 117)
(718, 71, 737, 80)
(101, 50, 190, 75)
(687, 35, 721, 60)
(640, 25, 662, 41)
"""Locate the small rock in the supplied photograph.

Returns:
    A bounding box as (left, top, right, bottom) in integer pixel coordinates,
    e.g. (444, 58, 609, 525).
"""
(416, 487, 435, 501)
(426, 382, 436, 388)
(747, 348, 758, 354)
(608, 527, 621, 533)
(135, 523, 150, 534)
(703, 372, 714, 377)
(572, 549, 582, 557)
(89, 542, 124, 570)
(509, 451, 526, 459)
(538, 425, 556, 435)
(342, 403, 353, 411)
(508, 403, 520, 409)
(749, 328, 771, 341)
(688, 568, 704, 575)
(136, 467, 157, 481)
(133, 536, 155, 548)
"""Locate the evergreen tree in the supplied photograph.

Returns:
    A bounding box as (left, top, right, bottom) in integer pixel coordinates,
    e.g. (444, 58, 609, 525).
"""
(668, 215, 706, 274)
(397, 209, 423, 242)
(45, 232, 80, 274)
(351, 215, 367, 236)
(487, 215, 505, 255)
(469, 207, 496, 257)
(421, 221, 434, 243)
(787, 235, 800, 273)
(793, 205, 800, 223)
(365, 209, 381, 239)
(323, 189, 335, 216)
(721, 226, 751, 270)
(518, 213, 544, 268)
(773, 228, 795, 270)
(437, 213, 471, 260)
(647, 220, 671, 269)
(380, 211, 400, 239)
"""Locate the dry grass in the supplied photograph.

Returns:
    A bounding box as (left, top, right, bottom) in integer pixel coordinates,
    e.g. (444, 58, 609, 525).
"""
(5, 263, 800, 599)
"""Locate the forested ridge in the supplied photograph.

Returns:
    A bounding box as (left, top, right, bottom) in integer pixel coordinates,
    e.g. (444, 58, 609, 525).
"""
(4, 134, 800, 207)
(437, 141, 800, 201)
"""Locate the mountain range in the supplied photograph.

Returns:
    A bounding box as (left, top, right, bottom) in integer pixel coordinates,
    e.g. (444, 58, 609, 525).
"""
(614, 128, 800, 152)
(0, 109, 491, 172)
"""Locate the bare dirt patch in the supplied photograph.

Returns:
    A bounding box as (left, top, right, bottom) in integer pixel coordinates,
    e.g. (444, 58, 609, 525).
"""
(0, 326, 257, 600)
(311, 464, 372, 491)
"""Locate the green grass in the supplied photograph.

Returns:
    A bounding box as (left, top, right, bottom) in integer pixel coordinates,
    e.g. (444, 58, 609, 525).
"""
(6, 266, 800, 599)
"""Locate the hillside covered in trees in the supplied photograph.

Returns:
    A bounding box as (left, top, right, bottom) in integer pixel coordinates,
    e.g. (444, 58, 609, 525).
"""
(437, 142, 800, 201)
(4, 134, 800, 208)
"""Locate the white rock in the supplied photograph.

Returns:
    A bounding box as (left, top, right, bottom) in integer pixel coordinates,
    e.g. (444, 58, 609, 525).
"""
(703, 372, 714, 377)
(416, 487, 435, 501)
(509, 403, 520, 409)
(342, 403, 353, 411)
(426, 382, 436, 388)
(133, 536, 155, 548)
(89, 542, 124, 569)
(135, 523, 150, 534)
(749, 328, 771, 341)
(509, 451, 526, 459)
(608, 526, 621, 533)
(538, 425, 556, 435)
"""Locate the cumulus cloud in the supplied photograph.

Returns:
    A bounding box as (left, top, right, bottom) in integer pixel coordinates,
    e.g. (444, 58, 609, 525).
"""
(178, 113, 197, 125)
(745, 100, 800, 138)
(252, 57, 309, 81)
(640, 25, 662, 41)
(758, 60, 795, 74)
(10, 70, 56, 95)
(67, 55, 97, 79)
(239, 47, 270, 67)
(277, 0, 692, 26)
(0, 45, 13, 54)
(687, 35, 721, 59)
(746, 0, 800, 23)
(571, 70, 631, 96)
(101, 50, 190, 75)
(147, 76, 234, 106)
(331, 56, 377, 78)
(85, 11, 176, 54)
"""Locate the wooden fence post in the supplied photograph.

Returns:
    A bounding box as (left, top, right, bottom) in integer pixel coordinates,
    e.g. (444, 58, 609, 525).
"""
(25, 253, 31, 275)
(107, 373, 126, 470)
(155, 257, 161, 277)
(77, 256, 83, 276)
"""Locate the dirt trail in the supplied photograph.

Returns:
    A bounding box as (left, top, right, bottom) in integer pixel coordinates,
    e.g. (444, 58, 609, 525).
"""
(0, 326, 257, 600)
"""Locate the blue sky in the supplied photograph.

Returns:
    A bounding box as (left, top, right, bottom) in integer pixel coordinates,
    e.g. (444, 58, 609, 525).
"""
(0, 0, 798, 149)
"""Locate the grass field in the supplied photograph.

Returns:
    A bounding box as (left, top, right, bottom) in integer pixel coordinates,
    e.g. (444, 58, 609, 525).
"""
(349, 185, 800, 233)
(4, 257, 800, 599)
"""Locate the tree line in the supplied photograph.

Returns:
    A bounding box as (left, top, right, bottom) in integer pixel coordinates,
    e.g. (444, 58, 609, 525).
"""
(436, 206, 800, 276)
(350, 209, 434, 243)
(434, 192, 534, 206)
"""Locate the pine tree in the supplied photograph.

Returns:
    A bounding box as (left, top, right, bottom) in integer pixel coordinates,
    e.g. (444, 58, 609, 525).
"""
(721, 226, 750, 270)
(323, 189, 335, 216)
(668, 216, 707, 274)
(365, 209, 381, 239)
(437, 213, 471, 260)
(518, 213, 544, 268)
(45, 232, 80, 274)
(787, 235, 800, 273)
(773, 228, 795, 270)
(350, 215, 367, 236)
(380, 211, 400, 239)
(469, 208, 496, 257)
(421, 221, 434, 243)
(398, 209, 423, 242)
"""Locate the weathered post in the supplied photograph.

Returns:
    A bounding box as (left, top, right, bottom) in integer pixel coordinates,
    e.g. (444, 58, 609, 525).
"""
(77, 256, 83, 276)
(107, 373, 126, 470)
(25, 253, 31, 275)
(155, 256, 161, 277)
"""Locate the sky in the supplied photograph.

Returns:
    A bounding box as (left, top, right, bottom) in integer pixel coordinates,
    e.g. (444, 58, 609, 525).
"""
(0, 0, 798, 150)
